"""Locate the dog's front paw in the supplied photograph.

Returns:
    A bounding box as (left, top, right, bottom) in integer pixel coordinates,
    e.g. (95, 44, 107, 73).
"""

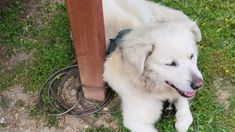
(175, 112, 193, 132)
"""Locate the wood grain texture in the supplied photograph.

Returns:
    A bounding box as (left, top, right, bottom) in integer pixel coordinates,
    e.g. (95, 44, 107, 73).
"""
(66, 0, 106, 101)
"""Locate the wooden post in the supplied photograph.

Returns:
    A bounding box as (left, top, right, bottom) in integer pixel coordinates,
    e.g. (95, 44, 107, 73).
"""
(66, 0, 106, 101)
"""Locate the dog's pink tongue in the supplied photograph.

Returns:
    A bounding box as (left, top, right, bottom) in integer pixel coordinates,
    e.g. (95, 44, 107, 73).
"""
(185, 91, 196, 97)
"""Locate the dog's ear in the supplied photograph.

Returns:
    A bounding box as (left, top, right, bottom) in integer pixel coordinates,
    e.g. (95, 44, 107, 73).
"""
(122, 43, 154, 75)
(191, 21, 202, 43)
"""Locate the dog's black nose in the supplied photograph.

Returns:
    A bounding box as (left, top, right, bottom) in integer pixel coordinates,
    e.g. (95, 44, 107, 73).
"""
(191, 78, 203, 90)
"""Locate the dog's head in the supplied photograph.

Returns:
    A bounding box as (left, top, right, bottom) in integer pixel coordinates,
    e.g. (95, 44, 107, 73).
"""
(120, 22, 203, 98)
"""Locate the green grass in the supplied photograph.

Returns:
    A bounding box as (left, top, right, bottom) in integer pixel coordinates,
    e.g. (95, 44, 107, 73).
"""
(0, 0, 234, 131)
(0, 1, 74, 92)
(0, 1, 73, 126)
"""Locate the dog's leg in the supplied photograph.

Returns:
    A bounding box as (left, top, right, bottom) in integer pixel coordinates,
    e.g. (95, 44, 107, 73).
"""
(122, 99, 162, 132)
(174, 98, 193, 132)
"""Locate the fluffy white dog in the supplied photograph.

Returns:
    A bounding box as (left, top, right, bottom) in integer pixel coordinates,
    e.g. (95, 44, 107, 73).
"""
(102, 0, 203, 132)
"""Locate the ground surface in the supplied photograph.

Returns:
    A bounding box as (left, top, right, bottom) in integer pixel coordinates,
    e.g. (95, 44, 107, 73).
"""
(0, 0, 234, 131)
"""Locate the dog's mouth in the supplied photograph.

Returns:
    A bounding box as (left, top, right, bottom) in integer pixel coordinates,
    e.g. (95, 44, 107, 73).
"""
(165, 81, 196, 98)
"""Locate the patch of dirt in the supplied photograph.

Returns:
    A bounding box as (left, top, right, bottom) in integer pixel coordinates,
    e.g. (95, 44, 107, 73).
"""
(0, 0, 14, 8)
(0, 46, 17, 65)
(0, 84, 119, 131)
(0, 46, 7, 65)
(213, 78, 234, 110)
(20, 0, 64, 28)
(0, 0, 14, 15)
(56, 104, 119, 131)
(0, 85, 46, 131)
(20, 0, 43, 26)
(56, 106, 119, 131)
(0, 46, 22, 75)
(3, 52, 34, 71)
(0, 50, 34, 77)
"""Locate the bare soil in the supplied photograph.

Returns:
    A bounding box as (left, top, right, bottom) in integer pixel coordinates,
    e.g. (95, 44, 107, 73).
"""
(213, 78, 233, 110)
(0, 85, 119, 131)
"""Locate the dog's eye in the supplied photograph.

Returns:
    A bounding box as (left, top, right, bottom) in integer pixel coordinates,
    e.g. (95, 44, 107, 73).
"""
(189, 54, 194, 60)
(166, 61, 177, 67)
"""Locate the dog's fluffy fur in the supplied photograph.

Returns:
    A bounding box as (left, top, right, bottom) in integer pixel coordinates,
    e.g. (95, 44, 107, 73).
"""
(102, 0, 203, 132)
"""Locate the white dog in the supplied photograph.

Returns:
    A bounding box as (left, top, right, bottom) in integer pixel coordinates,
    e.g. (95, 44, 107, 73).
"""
(102, 0, 203, 132)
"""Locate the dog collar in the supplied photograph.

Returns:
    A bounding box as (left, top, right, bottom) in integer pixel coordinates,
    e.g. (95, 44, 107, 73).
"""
(106, 29, 132, 55)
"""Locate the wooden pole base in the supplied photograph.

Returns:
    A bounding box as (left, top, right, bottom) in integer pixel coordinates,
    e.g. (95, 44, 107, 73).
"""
(66, 0, 106, 101)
